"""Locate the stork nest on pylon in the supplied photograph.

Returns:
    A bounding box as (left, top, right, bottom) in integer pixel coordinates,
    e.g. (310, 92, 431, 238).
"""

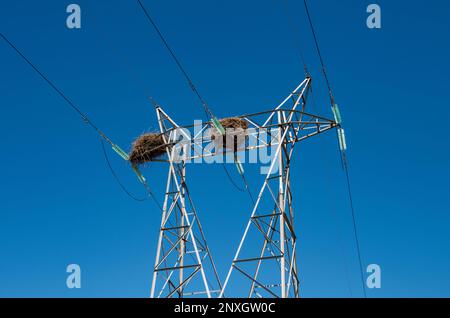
(212, 117, 248, 152)
(129, 133, 170, 165)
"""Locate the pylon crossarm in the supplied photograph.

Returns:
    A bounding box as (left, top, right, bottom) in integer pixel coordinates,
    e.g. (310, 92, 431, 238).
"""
(153, 113, 336, 162)
(150, 78, 335, 163)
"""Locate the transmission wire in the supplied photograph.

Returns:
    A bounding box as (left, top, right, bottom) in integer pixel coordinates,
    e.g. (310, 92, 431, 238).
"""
(0, 32, 164, 210)
(136, 0, 255, 201)
(100, 138, 146, 202)
(302, 1, 367, 297)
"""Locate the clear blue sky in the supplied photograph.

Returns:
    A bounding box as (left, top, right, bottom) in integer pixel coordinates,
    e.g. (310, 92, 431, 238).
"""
(1, 0, 449, 297)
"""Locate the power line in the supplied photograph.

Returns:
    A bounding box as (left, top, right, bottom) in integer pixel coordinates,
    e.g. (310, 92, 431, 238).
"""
(301, 1, 367, 297)
(342, 154, 367, 297)
(302, 0, 334, 106)
(100, 138, 146, 202)
(311, 88, 353, 297)
(136, 0, 212, 119)
(136, 0, 255, 199)
(0, 32, 164, 210)
(0, 33, 113, 146)
(282, 0, 310, 76)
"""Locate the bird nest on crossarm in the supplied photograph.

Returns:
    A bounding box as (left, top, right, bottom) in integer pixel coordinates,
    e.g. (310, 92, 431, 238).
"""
(129, 133, 170, 165)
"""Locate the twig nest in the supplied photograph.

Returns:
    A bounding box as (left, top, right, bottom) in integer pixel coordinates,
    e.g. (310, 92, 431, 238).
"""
(129, 133, 168, 165)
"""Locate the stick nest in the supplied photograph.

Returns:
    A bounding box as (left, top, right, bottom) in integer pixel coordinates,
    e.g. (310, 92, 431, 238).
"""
(129, 133, 169, 165)
(219, 117, 249, 130)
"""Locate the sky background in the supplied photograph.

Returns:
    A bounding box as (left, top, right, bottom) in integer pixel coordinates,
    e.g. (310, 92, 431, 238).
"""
(1, 0, 449, 297)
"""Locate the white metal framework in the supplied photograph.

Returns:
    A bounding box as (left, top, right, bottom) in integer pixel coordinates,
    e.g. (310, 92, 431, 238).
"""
(150, 77, 338, 298)
(150, 107, 222, 298)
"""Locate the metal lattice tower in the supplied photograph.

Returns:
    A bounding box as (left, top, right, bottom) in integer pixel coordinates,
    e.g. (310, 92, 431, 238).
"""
(150, 77, 338, 298)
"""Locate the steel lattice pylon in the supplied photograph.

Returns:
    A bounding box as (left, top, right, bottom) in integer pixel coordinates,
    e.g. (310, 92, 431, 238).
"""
(150, 77, 338, 298)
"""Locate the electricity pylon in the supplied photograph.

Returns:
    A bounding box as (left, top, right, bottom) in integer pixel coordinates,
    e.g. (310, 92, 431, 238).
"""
(149, 106, 222, 298)
(150, 77, 338, 298)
